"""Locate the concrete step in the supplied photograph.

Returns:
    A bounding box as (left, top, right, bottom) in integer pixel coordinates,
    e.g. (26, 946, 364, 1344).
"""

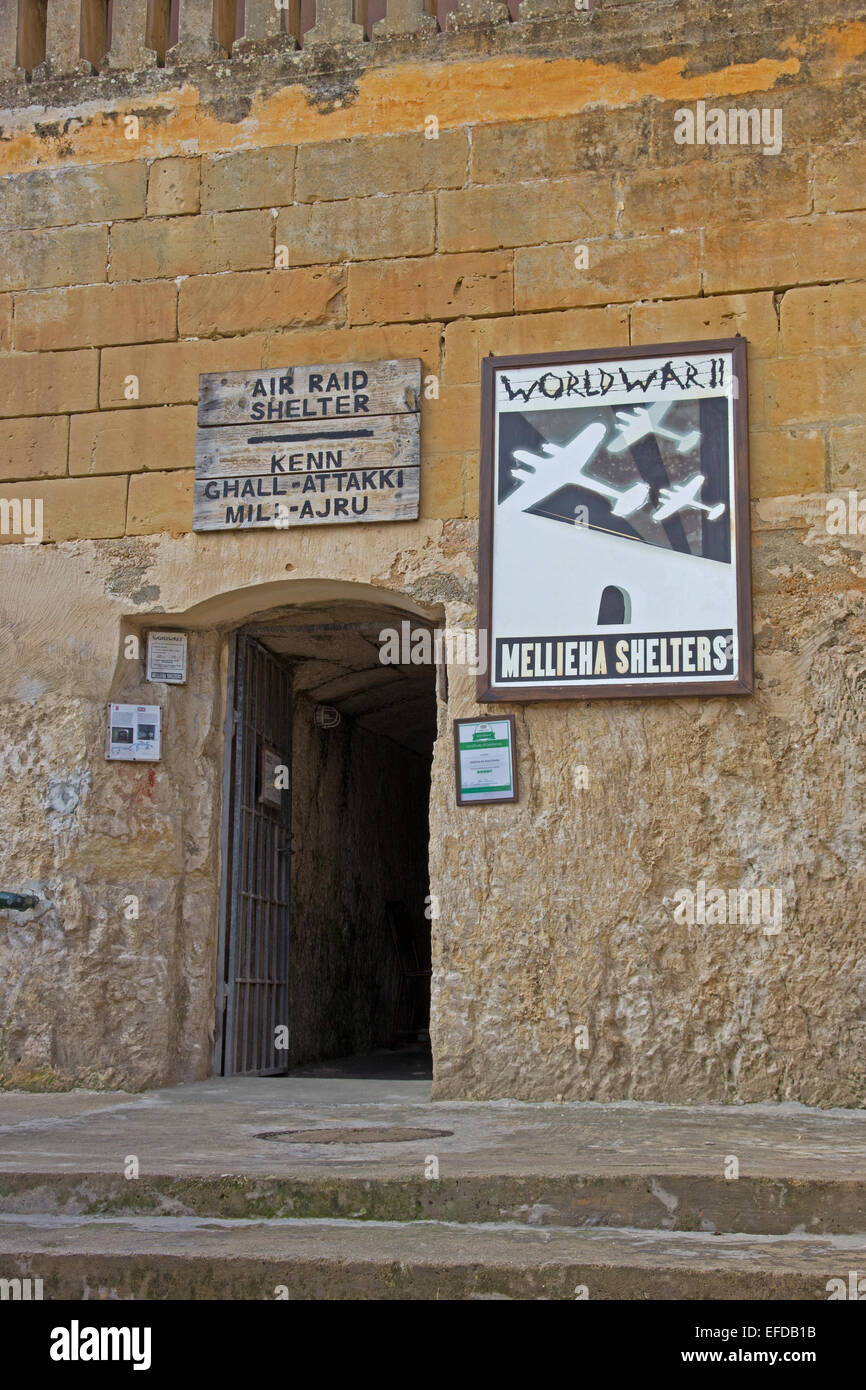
(1, 1169, 865, 1236)
(1, 1213, 864, 1300)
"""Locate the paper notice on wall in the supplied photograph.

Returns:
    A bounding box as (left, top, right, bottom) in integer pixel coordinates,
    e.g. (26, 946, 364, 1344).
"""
(146, 631, 188, 684)
(107, 705, 161, 761)
(456, 719, 516, 803)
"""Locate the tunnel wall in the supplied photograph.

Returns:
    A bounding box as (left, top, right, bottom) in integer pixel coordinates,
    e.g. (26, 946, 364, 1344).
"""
(288, 686, 432, 1064)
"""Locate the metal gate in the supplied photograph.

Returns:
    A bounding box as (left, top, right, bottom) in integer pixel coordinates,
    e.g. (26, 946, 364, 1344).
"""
(216, 633, 292, 1075)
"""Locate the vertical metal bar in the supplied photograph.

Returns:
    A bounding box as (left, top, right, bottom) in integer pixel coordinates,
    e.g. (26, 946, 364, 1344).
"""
(275, 656, 285, 1070)
(270, 659, 280, 1071)
(271, 654, 280, 1071)
(254, 647, 265, 1070)
(242, 641, 257, 1071)
(222, 630, 293, 1076)
(213, 630, 238, 1075)
(262, 653, 273, 1071)
(223, 633, 246, 1073)
(243, 638, 258, 1072)
(281, 656, 292, 1071)
(279, 654, 290, 1069)
(259, 643, 269, 1071)
(237, 645, 251, 1072)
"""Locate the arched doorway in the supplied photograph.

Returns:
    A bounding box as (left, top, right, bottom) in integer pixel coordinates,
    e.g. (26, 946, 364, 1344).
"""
(214, 596, 438, 1077)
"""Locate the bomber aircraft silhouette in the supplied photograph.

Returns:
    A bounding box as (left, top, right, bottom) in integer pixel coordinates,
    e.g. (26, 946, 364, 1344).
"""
(651, 473, 726, 523)
(608, 401, 702, 455)
(505, 422, 650, 518)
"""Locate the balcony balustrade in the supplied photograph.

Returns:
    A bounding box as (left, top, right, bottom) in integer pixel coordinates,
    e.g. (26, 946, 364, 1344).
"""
(0, 0, 593, 78)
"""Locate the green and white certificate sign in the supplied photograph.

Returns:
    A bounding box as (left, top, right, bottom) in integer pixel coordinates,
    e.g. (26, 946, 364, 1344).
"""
(454, 716, 518, 805)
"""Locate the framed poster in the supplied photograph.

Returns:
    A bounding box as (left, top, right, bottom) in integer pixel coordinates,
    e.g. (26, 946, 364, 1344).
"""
(453, 716, 518, 806)
(477, 339, 753, 701)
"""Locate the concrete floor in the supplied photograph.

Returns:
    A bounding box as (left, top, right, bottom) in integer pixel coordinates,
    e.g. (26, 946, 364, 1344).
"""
(2, 1055, 866, 1297)
(2, 1050, 866, 1183)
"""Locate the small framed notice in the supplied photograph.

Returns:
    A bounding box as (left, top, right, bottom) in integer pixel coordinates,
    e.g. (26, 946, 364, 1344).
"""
(258, 744, 285, 809)
(453, 716, 518, 806)
(146, 631, 188, 684)
(107, 704, 161, 761)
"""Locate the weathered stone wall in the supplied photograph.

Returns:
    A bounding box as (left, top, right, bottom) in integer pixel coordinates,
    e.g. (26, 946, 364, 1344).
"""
(0, 588, 225, 1089)
(0, 0, 864, 1101)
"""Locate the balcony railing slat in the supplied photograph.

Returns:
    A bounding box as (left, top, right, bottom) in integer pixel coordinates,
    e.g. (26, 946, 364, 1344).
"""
(374, 0, 437, 38)
(448, 0, 510, 25)
(244, 0, 292, 41)
(44, 0, 87, 73)
(450, 0, 511, 26)
(520, 0, 590, 18)
(0, 0, 596, 77)
(0, 4, 20, 74)
(305, 0, 365, 45)
(168, 0, 223, 62)
(238, 0, 300, 49)
(107, 0, 156, 68)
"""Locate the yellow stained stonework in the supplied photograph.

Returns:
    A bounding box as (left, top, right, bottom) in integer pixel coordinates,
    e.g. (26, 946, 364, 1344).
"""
(0, 41, 818, 175)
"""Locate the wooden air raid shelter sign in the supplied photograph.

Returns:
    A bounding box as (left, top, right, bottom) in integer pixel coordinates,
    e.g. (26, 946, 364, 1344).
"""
(193, 359, 421, 531)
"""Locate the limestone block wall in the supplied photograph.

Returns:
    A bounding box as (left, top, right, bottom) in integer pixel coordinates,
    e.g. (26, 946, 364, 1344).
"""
(0, 0, 864, 1100)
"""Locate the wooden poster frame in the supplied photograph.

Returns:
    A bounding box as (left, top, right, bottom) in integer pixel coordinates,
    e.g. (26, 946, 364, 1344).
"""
(476, 338, 754, 703)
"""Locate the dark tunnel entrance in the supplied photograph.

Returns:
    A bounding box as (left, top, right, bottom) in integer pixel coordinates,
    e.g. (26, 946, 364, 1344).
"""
(215, 600, 436, 1079)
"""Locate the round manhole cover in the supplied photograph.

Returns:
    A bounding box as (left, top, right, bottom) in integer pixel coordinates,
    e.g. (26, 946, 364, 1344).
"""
(256, 1127, 453, 1145)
